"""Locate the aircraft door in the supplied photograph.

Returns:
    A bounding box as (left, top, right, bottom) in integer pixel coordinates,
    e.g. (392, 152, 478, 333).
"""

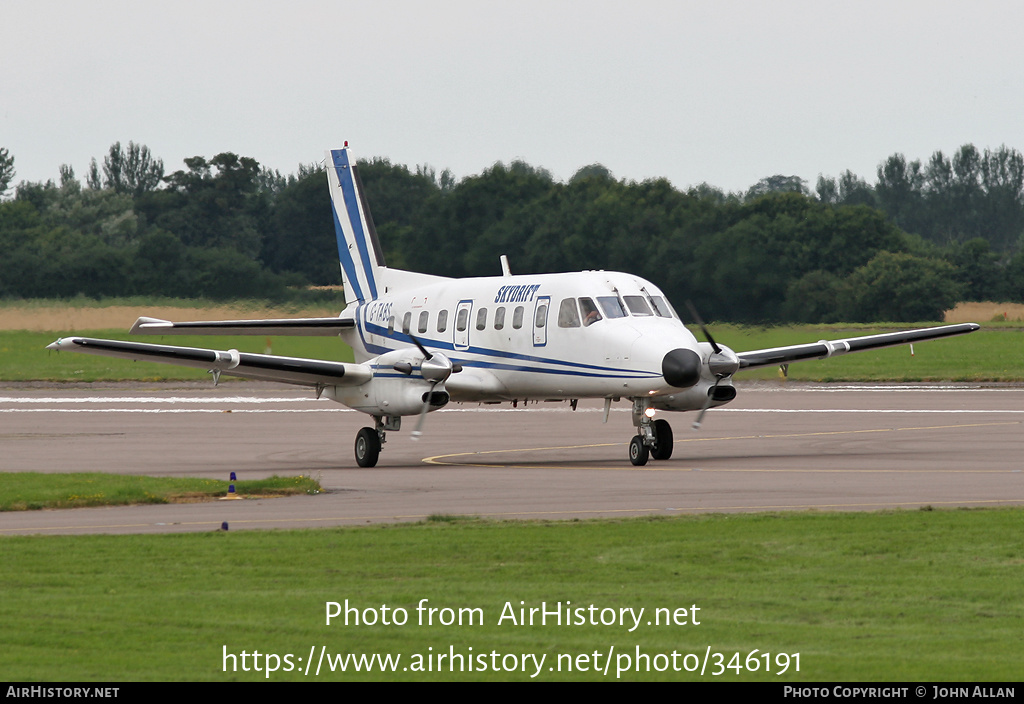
(454, 300, 472, 351)
(533, 296, 550, 347)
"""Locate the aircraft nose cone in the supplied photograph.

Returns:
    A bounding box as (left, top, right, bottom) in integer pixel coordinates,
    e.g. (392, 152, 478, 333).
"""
(662, 348, 702, 388)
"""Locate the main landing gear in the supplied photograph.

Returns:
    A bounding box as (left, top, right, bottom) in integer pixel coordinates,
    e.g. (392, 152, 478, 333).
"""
(628, 399, 673, 466)
(354, 428, 381, 467)
(353, 416, 400, 468)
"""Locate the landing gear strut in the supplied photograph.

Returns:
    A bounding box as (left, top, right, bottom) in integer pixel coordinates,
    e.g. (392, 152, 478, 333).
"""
(629, 399, 674, 466)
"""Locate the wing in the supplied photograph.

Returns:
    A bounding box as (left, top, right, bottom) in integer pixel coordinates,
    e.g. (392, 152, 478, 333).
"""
(46, 337, 371, 387)
(736, 323, 979, 370)
(129, 316, 354, 336)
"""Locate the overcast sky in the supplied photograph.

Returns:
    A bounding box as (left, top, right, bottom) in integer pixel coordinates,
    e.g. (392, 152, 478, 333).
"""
(4, 0, 1024, 194)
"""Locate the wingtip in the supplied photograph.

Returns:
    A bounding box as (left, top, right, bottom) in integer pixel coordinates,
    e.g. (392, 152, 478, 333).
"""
(130, 317, 172, 334)
(46, 337, 80, 351)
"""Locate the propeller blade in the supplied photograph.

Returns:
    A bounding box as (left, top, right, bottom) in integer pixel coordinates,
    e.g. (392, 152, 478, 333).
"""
(691, 379, 720, 430)
(405, 336, 457, 441)
(410, 381, 438, 441)
(684, 300, 722, 355)
(408, 334, 432, 360)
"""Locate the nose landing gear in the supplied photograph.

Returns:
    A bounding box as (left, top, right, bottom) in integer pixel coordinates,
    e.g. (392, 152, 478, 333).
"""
(629, 399, 674, 466)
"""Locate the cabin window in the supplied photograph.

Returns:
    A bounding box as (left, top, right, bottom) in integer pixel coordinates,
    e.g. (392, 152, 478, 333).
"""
(436, 309, 448, 333)
(579, 297, 602, 326)
(456, 307, 469, 332)
(557, 298, 581, 328)
(476, 307, 488, 331)
(597, 296, 627, 319)
(387, 315, 395, 334)
(512, 306, 525, 329)
(402, 312, 412, 334)
(535, 303, 548, 328)
(494, 306, 506, 330)
(418, 310, 429, 333)
(623, 296, 653, 316)
(649, 296, 673, 318)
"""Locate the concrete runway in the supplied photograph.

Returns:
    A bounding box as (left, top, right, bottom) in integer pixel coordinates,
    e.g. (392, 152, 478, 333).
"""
(1, 381, 1022, 534)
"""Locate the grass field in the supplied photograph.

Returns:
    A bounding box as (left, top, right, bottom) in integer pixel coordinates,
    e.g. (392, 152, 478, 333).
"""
(0, 299, 352, 381)
(4, 324, 1017, 382)
(947, 300, 1024, 323)
(717, 323, 1022, 382)
(0, 473, 321, 511)
(4, 330, 355, 381)
(0, 298, 343, 332)
(1, 299, 1020, 381)
(1, 510, 1021, 681)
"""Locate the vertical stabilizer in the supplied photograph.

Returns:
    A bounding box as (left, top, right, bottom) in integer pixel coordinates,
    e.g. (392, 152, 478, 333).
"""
(327, 146, 386, 305)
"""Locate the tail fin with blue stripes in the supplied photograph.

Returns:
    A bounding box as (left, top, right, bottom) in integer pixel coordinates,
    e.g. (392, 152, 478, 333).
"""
(327, 146, 386, 305)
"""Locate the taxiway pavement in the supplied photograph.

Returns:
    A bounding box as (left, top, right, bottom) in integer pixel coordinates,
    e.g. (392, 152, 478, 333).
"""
(1, 381, 1021, 534)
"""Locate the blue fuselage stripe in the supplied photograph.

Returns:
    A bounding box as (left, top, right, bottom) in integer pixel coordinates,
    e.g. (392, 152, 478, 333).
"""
(357, 320, 658, 378)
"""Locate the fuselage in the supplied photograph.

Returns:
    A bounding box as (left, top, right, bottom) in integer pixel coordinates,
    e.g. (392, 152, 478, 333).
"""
(339, 269, 707, 403)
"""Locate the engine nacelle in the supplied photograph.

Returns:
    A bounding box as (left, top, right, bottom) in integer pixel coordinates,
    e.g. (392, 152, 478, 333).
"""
(325, 346, 451, 417)
(326, 376, 449, 417)
(650, 379, 736, 412)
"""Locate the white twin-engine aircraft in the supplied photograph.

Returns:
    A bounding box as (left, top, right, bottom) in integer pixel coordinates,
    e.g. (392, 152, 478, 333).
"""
(48, 145, 980, 467)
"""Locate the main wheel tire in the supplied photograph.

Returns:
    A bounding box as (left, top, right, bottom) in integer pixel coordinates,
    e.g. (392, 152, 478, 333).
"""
(651, 419, 674, 460)
(355, 427, 381, 467)
(629, 435, 649, 466)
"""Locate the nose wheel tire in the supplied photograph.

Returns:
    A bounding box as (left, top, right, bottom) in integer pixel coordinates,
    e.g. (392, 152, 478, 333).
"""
(355, 427, 381, 468)
(629, 435, 649, 466)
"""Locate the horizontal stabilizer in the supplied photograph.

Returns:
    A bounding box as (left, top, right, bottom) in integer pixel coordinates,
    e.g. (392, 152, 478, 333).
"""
(129, 316, 354, 337)
(46, 337, 371, 388)
(737, 323, 980, 370)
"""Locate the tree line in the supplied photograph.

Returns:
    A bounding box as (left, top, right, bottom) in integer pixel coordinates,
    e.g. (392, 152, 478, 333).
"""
(2, 141, 1024, 322)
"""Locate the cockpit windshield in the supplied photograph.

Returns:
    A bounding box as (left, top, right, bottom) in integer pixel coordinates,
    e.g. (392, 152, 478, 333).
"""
(623, 295, 653, 316)
(596, 296, 628, 319)
(585, 293, 677, 323)
(649, 295, 674, 318)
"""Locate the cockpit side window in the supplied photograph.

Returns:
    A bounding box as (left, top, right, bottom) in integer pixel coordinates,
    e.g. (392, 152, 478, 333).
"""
(557, 298, 581, 328)
(649, 296, 673, 318)
(579, 297, 602, 326)
(666, 298, 682, 319)
(623, 296, 653, 316)
(597, 296, 627, 319)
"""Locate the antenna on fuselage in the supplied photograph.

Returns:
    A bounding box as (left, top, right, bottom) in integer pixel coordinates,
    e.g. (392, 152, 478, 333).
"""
(500, 255, 512, 277)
